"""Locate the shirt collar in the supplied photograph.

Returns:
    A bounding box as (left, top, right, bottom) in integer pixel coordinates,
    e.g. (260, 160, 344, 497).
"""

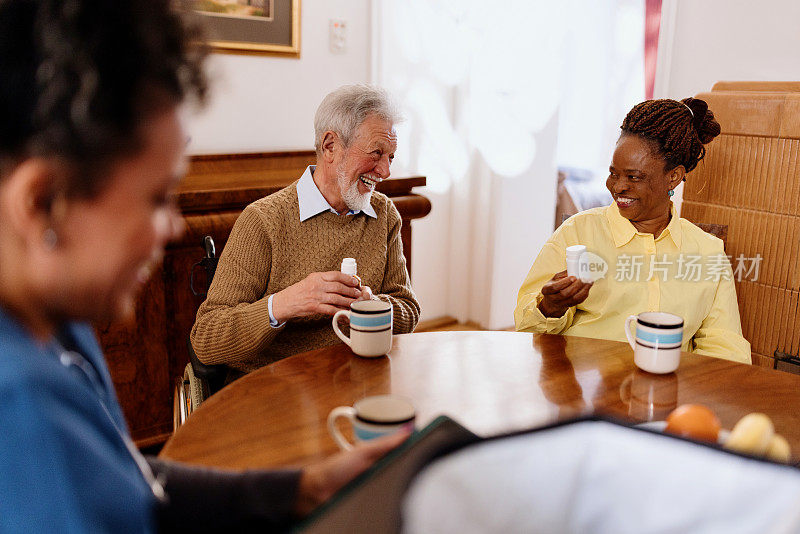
(297, 166, 377, 222)
(605, 202, 682, 248)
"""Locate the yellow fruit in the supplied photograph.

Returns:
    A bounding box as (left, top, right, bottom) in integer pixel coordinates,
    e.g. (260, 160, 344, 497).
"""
(765, 434, 791, 463)
(724, 413, 774, 456)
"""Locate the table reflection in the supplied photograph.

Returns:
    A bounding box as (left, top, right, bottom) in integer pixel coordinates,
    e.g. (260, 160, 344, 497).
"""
(535, 334, 587, 417)
(333, 355, 392, 397)
(619, 370, 679, 422)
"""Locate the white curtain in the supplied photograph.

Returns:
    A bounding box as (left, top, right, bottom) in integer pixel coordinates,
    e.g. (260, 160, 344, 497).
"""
(373, 0, 645, 328)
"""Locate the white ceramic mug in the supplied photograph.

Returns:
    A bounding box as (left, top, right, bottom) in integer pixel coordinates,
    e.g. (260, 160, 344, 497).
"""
(332, 300, 393, 357)
(624, 312, 684, 374)
(327, 395, 416, 450)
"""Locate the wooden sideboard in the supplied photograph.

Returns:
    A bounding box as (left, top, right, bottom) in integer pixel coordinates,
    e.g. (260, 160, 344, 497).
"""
(95, 151, 431, 447)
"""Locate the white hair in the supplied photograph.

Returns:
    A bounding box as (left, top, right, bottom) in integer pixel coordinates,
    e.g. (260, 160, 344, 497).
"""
(314, 84, 402, 155)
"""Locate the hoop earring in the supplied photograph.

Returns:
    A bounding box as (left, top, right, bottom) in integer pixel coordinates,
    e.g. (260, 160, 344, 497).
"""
(668, 190, 675, 198)
(43, 228, 58, 250)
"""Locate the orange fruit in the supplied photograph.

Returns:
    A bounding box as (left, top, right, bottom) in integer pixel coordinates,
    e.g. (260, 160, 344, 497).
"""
(664, 404, 721, 443)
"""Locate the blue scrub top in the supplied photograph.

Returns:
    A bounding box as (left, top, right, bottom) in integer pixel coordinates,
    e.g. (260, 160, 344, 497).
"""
(0, 307, 156, 533)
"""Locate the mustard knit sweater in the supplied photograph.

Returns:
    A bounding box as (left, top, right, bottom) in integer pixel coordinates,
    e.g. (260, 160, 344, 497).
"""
(190, 182, 420, 373)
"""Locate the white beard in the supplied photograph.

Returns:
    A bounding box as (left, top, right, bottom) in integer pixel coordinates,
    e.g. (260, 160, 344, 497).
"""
(337, 167, 372, 212)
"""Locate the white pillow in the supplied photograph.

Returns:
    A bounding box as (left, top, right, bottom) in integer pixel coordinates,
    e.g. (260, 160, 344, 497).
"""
(403, 420, 800, 534)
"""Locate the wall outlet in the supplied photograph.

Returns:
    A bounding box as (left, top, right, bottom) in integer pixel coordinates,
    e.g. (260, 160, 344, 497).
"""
(330, 19, 347, 53)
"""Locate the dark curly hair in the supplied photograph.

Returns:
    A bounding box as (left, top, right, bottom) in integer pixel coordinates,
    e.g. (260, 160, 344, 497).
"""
(620, 97, 721, 173)
(0, 0, 207, 197)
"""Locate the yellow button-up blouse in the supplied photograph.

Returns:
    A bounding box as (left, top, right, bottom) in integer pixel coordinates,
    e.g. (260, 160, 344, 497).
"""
(515, 203, 751, 364)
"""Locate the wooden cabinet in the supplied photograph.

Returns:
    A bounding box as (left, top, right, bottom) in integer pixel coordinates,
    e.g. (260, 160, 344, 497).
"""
(95, 151, 431, 447)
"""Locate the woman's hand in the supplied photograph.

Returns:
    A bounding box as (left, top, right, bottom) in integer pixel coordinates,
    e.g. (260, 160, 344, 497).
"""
(293, 430, 410, 517)
(537, 270, 593, 318)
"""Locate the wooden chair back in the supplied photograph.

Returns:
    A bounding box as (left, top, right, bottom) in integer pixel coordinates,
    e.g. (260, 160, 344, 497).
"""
(681, 83, 800, 369)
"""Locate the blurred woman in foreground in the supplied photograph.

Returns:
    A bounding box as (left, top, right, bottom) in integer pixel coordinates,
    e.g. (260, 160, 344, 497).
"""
(0, 0, 404, 531)
(515, 98, 750, 364)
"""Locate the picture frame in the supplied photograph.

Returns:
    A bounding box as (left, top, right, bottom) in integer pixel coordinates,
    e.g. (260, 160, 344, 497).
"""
(191, 0, 300, 57)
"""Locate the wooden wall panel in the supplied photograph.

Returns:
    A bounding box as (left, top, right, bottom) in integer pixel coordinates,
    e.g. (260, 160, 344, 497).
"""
(95, 274, 171, 443)
(712, 81, 800, 93)
(682, 87, 800, 372)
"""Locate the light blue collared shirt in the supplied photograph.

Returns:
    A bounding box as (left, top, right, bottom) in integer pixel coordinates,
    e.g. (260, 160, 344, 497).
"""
(267, 166, 376, 327)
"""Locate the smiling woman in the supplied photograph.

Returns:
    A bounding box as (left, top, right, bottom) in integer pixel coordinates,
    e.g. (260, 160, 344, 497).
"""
(33, 110, 187, 328)
(515, 97, 751, 365)
(610, 97, 720, 236)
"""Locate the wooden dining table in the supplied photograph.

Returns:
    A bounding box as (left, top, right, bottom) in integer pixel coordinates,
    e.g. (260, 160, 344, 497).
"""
(160, 331, 800, 469)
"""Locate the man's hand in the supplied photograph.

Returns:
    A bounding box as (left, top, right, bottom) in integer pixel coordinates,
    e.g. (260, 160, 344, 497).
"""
(537, 270, 593, 318)
(354, 285, 378, 302)
(293, 430, 410, 517)
(272, 271, 362, 322)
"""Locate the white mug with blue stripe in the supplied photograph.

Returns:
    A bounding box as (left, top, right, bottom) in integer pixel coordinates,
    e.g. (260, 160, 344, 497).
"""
(624, 312, 684, 374)
(328, 395, 416, 451)
(332, 300, 393, 357)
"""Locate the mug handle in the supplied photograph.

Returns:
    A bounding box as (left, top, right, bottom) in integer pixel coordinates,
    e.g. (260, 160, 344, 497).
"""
(332, 310, 352, 346)
(327, 406, 357, 451)
(624, 315, 638, 351)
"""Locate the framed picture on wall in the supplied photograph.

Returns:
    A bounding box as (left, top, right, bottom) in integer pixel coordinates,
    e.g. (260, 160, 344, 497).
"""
(191, 0, 300, 56)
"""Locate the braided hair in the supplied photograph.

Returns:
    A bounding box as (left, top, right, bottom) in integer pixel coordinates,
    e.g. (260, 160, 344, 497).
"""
(620, 98, 720, 173)
(0, 0, 207, 197)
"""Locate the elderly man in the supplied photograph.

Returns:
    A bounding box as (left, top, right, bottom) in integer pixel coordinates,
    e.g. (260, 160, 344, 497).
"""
(191, 84, 420, 373)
